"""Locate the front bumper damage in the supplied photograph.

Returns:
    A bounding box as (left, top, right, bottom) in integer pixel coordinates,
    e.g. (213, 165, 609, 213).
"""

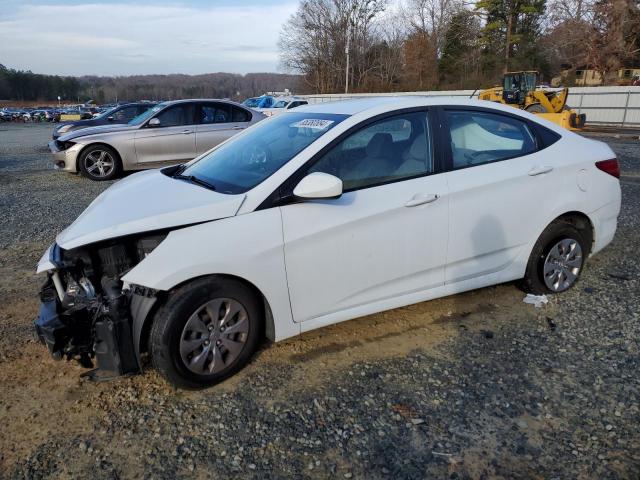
(34, 239, 162, 379)
(48, 140, 82, 172)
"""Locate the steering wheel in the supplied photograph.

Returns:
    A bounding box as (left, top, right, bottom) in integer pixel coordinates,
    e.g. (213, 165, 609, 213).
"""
(240, 139, 272, 173)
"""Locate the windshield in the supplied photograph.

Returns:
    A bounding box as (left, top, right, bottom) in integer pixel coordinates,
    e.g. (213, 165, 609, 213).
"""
(181, 112, 348, 194)
(273, 100, 289, 108)
(129, 103, 166, 126)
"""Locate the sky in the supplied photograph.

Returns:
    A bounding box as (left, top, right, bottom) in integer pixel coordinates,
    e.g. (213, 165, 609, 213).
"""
(0, 0, 299, 76)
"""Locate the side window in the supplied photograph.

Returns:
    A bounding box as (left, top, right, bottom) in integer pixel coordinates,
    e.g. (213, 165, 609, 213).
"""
(231, 106, 251, 122)
(111, 106, 138, 121)
(155, 104, 195, 127)
(308, 111, 433, 191)
(200, 103, 230, 124)
(445, 110, 537, 169)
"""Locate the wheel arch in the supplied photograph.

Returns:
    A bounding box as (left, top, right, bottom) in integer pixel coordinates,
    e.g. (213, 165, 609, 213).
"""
(76, 142, 123, 173)
(535, 210, 595, 257)
(134, 273, 277, 362)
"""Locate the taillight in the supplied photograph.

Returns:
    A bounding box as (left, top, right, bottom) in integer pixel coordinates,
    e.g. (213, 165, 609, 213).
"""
(595, 158, 620, 179)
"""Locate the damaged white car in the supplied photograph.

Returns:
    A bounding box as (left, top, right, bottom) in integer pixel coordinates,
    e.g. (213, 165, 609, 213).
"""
(35, 97, 621, 388)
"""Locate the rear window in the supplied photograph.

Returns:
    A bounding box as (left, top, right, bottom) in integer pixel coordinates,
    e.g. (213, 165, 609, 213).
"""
(445, 110, 537, 168)
(232, 106, 251, 122)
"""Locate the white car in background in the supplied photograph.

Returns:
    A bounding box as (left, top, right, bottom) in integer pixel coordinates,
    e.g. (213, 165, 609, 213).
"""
(35, 97, 620, 388)
(261, 97, 309, 116)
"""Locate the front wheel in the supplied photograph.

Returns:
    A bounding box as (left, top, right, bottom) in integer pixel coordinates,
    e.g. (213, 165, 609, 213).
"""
(78, 144, 121, 181)
(150, 277, 262, 389)
(521, 221, 588, 294)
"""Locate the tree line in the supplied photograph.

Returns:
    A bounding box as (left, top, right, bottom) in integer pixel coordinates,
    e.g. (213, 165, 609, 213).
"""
(0, 65, 303, 103)
(279, 0, 640, 92)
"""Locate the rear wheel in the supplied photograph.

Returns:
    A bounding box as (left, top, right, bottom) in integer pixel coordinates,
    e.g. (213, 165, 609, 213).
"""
(150, 277, 262, 389)
(78, 144, 121, 181)
(521, 221, 587, 294)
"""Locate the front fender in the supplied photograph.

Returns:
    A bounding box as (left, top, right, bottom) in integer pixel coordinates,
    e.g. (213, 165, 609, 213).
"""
(122, 208, 299, 342)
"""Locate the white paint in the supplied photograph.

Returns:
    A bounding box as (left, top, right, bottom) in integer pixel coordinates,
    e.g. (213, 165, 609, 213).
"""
(293, 172, 343, 199)
(56, 169, 245, 250)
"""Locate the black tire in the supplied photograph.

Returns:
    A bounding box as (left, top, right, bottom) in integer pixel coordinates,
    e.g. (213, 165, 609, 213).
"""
(150, 276, 262, 389)
(78, 144, 121, 181)
(525, 103, 548, 114)
(521, 220, 588, 294)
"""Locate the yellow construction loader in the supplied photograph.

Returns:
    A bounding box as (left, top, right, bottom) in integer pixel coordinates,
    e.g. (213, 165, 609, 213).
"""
(478, 71, 586, 130)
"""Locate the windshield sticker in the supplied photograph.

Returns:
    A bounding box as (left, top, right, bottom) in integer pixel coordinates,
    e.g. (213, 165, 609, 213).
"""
(291, 119, 335, 130)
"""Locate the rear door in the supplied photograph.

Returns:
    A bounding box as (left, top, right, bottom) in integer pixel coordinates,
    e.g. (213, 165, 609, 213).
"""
(134, 103, 197, 165)
(195, 102, 252, 155)
(441, 107, 563, 283)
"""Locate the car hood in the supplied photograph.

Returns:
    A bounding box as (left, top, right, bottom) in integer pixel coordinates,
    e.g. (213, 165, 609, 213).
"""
(58, 123, 138, 141)
(56, 169, 246, 250)
(56, 119, 98, 129)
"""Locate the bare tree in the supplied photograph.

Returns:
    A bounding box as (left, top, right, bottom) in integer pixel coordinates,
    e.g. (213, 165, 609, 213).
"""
(279, 0, 388, 93)
(402, 0, 464, 86)
(368, 12, 407, 90)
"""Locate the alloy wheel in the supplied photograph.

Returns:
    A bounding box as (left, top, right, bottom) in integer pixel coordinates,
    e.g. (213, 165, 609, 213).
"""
(83, 150, 115, 178)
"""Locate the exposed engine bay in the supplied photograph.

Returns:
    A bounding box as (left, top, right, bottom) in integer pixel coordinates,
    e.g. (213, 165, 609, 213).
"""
(34, 233, 166, 379)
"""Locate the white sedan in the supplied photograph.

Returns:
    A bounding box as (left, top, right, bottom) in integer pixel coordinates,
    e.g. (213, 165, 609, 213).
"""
(34, 97, 621, 388)
(260, 97, 309, 116)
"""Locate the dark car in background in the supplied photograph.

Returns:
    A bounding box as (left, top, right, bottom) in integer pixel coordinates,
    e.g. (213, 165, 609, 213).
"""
(52, 102, 156, 139)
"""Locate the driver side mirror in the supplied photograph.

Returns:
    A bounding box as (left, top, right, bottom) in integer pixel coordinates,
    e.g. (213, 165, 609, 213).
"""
(148, 117, 161, 127)
(293, 172, 342, 200)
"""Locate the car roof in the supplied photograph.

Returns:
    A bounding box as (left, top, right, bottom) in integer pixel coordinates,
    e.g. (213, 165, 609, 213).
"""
(159, 98, 244, 106)
(115, 102, 156, 107)
(291, 96, 531, 116)
(288, 95, 567, 135)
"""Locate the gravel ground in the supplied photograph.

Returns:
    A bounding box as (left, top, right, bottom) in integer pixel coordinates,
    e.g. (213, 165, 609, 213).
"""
(0, 123, 638, 479)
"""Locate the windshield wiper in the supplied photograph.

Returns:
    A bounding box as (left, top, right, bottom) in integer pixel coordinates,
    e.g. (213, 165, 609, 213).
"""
(174, 173, 216, 191)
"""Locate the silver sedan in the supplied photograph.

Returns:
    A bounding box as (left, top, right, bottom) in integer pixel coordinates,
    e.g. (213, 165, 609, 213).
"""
(48, 99, 265, 181)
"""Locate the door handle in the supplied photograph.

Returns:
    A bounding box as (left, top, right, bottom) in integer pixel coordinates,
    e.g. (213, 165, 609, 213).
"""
(528, 165, 553, 176)
(405, 193, 439, 207)
(231, 126, 244, 130)
(181, 129, 193, 135)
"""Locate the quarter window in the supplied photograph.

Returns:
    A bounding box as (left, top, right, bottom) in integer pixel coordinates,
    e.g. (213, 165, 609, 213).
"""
(445, 110, 537, 169)
(308, 111, 433, 191)
(231, 106, 251, 122)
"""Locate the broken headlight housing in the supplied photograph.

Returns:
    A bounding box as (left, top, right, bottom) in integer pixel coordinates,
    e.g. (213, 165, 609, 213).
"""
(34, 231, 168, 376)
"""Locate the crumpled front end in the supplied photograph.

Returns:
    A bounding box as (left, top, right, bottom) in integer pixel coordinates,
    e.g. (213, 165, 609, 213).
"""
(34, 236, 164, 378)
(48, 139, 83, 172)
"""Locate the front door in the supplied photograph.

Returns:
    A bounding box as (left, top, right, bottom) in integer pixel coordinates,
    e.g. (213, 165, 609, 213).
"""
(280, 110, 449, 323)
(134, 103, 197, 165)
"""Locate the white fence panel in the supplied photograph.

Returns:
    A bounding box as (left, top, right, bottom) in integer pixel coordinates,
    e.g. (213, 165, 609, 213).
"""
(300, 86, 640, 126)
